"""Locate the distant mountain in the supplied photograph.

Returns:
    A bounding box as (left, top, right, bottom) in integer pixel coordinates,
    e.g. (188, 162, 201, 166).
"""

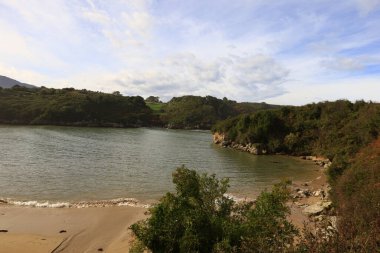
(0, 75, 38, 89)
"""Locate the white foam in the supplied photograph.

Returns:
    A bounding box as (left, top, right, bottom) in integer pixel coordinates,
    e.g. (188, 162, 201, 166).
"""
(1, 197, 150, 209)
(223, 193, 255, 203)
(5, 200, 71, 208)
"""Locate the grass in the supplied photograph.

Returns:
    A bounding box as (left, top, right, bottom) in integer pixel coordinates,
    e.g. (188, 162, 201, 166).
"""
(146, 102, 165, 114)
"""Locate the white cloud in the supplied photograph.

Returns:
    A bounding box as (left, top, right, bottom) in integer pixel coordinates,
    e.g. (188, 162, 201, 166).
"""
(82, 9, 111, 25)
(0, 0, 79, 40)
(0, 19, 67, 70)
(0, 0, 379, 104)
(0, 20, 34, 60)
(122, 11, 153, 37)
(353, 0, 380, 15)
(264, 76, 380, 105)
(107, 53, 289, 101)
(321, 57, 364, 71)
(0, 63, 47, 85)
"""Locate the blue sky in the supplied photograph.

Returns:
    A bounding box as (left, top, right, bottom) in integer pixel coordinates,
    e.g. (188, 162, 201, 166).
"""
(0, 0, 379, 104)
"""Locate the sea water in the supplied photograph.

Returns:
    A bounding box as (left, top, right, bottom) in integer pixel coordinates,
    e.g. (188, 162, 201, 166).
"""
(0, 126, 319, 206)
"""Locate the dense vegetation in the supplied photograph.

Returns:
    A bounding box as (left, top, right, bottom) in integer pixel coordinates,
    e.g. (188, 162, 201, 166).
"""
(212, 100, 379, 179)
(332, 137, 379, 251)
(131, 166, 297, 253)
(297, 138, 380, 252)
(0, 85, 279, 129)
(212, 100, 380, 252)
(0, 86, 153, 127)
(162, 95, 279, 129)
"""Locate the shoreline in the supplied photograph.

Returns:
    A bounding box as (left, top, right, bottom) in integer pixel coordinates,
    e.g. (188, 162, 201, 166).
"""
(0, 131, 330, 252)
(288, 167, 331, 229)
(0, 197, 152, 209)
(212, 132, 333, 230)
(0, 164, 329, 253)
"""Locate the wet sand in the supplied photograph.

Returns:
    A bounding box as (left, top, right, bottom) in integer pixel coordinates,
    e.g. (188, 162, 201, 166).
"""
(0, 206, 146, 253)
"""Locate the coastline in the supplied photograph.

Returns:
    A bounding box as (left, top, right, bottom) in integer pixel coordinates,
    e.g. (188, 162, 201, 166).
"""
(289, 168, 330, 229)
(0, 131, 331, 252)
(0, 167, 329, 253)
(212, 132, 333, 230)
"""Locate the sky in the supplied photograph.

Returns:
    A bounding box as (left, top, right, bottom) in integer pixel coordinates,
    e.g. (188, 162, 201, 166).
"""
(0, 0, 379, 104)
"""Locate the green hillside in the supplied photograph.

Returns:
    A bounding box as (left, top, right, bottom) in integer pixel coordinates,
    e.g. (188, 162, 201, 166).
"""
(161, 95, 279, 129)
(0, 86, 153, 127)
(212, 100, 380, 251)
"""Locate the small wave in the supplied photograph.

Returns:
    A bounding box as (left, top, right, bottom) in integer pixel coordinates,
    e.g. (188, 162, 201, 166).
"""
(0, 197, 150, 209)
(223, 193, 256, 203)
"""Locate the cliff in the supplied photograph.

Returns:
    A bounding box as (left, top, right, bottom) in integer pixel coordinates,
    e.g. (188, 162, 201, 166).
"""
(213, 132, 266, 155)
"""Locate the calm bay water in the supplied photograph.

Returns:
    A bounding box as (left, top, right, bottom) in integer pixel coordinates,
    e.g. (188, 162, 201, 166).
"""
(0, 126, 319, 203)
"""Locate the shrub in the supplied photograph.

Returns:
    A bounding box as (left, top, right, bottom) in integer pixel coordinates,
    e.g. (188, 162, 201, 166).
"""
(130, 166, 297, 253)
(298, 138, 380, 253)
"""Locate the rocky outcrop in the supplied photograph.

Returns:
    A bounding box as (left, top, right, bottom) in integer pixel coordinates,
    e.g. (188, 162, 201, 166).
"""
(213, 132, 226, 145)
(213, 132, 267, 155)
(213, 133, 331, 170)
(303, 201, 332, 216)
(230, 142, 267, 155)
(300, 156, 332, 169)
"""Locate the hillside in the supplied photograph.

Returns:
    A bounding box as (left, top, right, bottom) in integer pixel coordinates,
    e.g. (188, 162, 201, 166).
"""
(212, 100, 380, 251)
(160, 95, 279, 129)
(0, 76, 280, 129)
(213, 100, 379, 156)
(0, 86, 153, 127)
(0, 86, 280, 129)
(0, 75, 38, 89)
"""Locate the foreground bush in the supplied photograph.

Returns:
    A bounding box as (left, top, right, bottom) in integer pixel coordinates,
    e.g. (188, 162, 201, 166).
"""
(130, 166, 297, 253)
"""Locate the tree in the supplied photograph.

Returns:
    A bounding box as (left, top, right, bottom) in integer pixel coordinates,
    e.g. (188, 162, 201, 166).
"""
(146, 96, 161, 103)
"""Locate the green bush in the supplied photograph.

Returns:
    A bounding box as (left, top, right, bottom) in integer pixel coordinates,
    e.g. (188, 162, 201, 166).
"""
(297, 138, 380, 253)
(131, 166, 297, 253)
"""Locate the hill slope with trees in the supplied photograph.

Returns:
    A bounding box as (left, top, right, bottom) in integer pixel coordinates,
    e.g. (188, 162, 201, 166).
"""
(161, 95, 279, 129)
(212, 100, 380, 251)
(0, 82, 280, 129)
(0, 86, 153, 127)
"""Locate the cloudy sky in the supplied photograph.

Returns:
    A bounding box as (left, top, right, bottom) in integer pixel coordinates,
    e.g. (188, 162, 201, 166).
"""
(0, 0, 379, 104)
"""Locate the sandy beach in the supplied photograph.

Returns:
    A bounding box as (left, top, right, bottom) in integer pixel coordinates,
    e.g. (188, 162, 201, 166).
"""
(0, 160, 327, 253)
(0, 205, 146, 253)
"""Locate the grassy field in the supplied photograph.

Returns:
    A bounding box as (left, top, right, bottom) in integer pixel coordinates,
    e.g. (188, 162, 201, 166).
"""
(146, 102, 165, 114)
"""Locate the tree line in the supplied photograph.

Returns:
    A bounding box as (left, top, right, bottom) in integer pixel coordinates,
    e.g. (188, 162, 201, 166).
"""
(0, 86, 153, 127)
(0, 86, 279, 129)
